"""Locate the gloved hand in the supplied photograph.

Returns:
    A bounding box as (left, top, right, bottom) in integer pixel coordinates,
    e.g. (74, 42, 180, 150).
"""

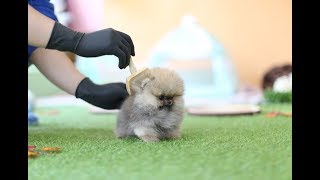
(46, 22, 135, 69)
(75, 78, 129, 109)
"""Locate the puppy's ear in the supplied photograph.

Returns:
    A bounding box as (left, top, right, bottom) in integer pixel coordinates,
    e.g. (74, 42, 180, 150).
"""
(141, 78, 152, 89)
(130, 70, 154, 94)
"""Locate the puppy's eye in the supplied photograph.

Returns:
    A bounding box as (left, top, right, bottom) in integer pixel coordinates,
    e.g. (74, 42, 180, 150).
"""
(159, 95, 165, 100)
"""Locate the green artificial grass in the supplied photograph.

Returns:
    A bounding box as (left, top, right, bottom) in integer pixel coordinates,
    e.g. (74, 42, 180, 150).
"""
(264, 89, 292, 103)
(28, 103, 292, 180)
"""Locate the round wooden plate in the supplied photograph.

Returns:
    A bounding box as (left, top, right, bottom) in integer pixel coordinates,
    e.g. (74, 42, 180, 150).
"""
(187, 104, 261, 116)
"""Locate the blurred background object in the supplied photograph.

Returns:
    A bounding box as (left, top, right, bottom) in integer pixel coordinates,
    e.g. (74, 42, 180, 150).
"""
(28, 90, 38, 126)
(50, 0, 72, 26)
(262, 64, 292, 91)
(262, 64, 292, 103)
(28, 0, 292, 108)
(146, 15, 238, 106)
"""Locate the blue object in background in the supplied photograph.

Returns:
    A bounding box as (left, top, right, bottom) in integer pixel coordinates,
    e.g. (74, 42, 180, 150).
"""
(28, 112, 39, 126)
(28, 90, 39, 126)
(146, 15, 238, 106)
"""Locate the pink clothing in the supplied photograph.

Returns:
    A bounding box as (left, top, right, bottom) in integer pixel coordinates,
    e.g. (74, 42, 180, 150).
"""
(67, 0, 104, 32)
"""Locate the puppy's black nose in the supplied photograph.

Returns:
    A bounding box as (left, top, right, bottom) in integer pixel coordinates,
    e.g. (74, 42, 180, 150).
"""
(164, 99, 173, 106)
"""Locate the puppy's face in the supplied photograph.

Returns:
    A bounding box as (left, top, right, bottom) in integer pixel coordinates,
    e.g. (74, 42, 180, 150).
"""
(131, 68, 184, 110)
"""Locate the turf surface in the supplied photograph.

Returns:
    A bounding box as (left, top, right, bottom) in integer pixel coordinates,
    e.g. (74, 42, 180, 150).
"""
(28, 103, 292, 180)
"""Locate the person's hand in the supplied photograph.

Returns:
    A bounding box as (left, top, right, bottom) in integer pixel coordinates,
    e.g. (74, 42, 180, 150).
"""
(46, 22, 135, 69)
(75, 78, 128, 109)
(74, 28, 135, 69)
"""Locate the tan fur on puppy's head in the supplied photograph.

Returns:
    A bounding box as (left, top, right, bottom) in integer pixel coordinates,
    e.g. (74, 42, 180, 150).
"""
(130, 68, 184, 97)
(148, 68, 184, 98)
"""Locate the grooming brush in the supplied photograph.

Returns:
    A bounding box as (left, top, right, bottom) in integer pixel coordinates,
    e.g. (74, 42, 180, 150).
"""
(126, 57, 148, 95)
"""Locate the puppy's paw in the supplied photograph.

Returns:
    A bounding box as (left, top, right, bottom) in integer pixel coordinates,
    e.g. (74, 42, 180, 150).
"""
(116, 135, 126, 139)
(164, 129, 181, 139)
(134, 127, 159, 143)
(139, 135, 160, 143)
(115, 132, 128, 139)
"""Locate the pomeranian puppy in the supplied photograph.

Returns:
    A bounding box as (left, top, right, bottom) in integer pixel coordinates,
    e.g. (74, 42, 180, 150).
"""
(115, 67, 185, 142)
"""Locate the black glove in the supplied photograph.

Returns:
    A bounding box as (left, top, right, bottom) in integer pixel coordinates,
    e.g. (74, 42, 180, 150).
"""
(75, 78, 129, 109)
(46, 22, 135, 69)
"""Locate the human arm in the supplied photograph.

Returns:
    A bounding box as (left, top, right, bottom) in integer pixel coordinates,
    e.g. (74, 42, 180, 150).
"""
(29, 49, 128, 109)
(28, 4, 135, 69)
(28, 4, 55, 48)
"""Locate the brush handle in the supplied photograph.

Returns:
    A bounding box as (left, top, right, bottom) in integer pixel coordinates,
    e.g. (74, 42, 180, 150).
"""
(129, 57, 137, 74)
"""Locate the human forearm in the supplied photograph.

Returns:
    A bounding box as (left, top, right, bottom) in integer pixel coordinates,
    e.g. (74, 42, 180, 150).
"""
(29, 48, 85, 95)
(29, 49, 129, 109)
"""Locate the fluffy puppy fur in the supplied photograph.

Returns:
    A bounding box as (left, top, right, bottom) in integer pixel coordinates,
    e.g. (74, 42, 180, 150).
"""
(115, 67, 185, 142)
